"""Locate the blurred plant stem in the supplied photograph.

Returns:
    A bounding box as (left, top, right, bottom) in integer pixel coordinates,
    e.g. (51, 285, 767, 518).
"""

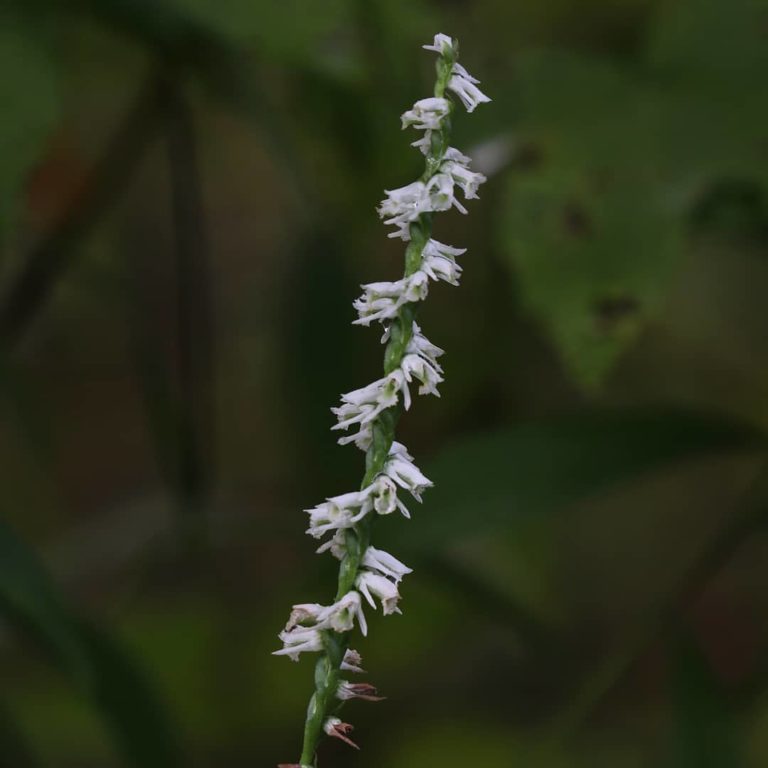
(0, 72, 167, 348)
(0, 698, 39, 767)
(0, 5, 309, 351)
(549, 477, 768, 741)
(163, 76, 215, 556)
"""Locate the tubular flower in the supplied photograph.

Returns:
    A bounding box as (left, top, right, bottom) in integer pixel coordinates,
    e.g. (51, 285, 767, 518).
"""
(352, 272, 430, 326)
(362, 546, 413, 583)
(400, 96, 451, 130)
(276, 32, 489, 766)
(448, 62, 492, 112)
(383, 442, 433, 502)
(356, 570, 403, 615)
(273, 627, 323, 662)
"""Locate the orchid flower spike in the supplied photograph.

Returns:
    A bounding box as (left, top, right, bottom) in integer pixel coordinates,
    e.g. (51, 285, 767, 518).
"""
(276, 32, 490, 766)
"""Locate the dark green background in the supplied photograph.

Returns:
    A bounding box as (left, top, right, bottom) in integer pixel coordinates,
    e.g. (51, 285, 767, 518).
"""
(1, 0, 768, 765)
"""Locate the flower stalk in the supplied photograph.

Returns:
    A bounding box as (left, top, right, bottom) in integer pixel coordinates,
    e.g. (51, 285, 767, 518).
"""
(274, 33, 490, 767)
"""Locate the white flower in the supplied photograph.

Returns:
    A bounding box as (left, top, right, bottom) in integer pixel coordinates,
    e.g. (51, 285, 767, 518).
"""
(378, 180, 426, 218)
(353, 271, 429, 326)
(356, 570, 403, 615)
(400, 352, 443, 397)
(315, 528, 347, 558)
(420, 239, 466, 285)
(284, 602, 325, 631)
(310, 476, 412, 548)
(272, 626, 323, 661)
(362, 546, 413, 583)
(448, 62, 491, 113)
(405, 322, 446, 372)
(305, 489, 369, 539)
(376, 153, 482, 238)
(369, 474, 411, 518)
(324, 590, 368, 635)
(378, 180, 430, 240)
(444, 146, 472, 165)
(401, 271, 431, 301)
(423, 238, 466, 262)
(341, 648, 365, 674)
(411, 130, 433, 155)
(426, 172, 467, 214)
(332, 371, 405, 430)
(277, 592, 368, 658)
(384, 442, 433, 502)
(314, 479, 411, 553)
(423, 33, 455, 55)
(421, 250, 463, 286)
(336, 421, 373, 451)
(390, 440, 413, 458)
(401, 97, 451, 131)
(442, 159, 486, 200)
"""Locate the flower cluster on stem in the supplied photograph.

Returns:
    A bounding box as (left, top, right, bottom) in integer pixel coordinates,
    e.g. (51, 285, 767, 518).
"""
(274, 32, 490, 767)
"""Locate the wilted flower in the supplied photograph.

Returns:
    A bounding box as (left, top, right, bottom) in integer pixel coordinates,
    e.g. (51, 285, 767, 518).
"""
(324, 717, 359, 750)
(337, 680, 386, 702)
(341, 648, 365, 674)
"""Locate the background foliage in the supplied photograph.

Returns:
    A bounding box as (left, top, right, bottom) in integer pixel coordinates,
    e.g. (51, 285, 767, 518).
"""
(1, 0, 768, 765)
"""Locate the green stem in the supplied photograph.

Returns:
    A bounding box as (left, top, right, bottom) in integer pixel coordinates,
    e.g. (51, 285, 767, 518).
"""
(297, 42, 457, 768)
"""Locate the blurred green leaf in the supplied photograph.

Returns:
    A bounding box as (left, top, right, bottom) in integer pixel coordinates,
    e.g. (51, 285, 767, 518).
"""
(649, 0, 768, 81)
(0, 519, 90, 682)
(75, 620, 185, 767)
(506, 30, 767, 386)
(502, 167, 683, 387)
(380, 719, 572, 768)
(670, 633, 745, 767)
(169, 0, 361, 78)
(402, 409, 765, 548)
(0, 520, 183, 767)
(0, 699, 40, 767)
(505, 50, 685, 387)
(0, 14, 58, 243)
(647, 0, 768, 194)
